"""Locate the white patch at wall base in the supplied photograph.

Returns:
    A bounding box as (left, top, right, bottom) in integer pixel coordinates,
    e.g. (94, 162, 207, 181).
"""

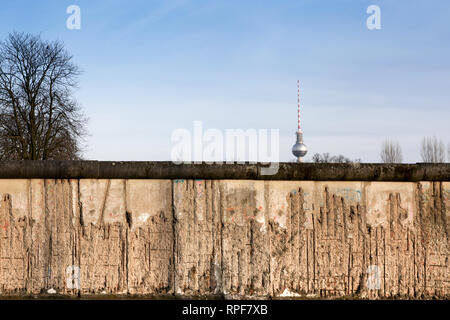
(47, 288, 56, 294)
(280, 288, 300, 297)
(176, 287, 184, 295)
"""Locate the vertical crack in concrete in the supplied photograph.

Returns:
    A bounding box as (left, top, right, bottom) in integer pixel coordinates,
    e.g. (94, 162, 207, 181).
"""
(171, 179, 177, 295)
(219, 181, 225, 296)
(98, 180, 111, 226)
(383, 227, 387, 297)
(125, 226, 129, 294)
(43, 180, 50, 291)
(312, 206, 316, 294)
(26, 179, 32, 293)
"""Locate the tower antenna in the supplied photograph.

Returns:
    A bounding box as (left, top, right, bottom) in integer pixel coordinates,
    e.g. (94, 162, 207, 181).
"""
(292, 80, 308, 162)
(297, 80, 301, 132)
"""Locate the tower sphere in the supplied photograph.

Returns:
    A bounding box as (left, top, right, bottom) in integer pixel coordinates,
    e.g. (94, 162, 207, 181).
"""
(292, 142, 308, 157)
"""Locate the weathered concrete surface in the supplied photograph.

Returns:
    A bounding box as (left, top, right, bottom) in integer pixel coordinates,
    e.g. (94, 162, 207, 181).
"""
(0, 175, 448, 298)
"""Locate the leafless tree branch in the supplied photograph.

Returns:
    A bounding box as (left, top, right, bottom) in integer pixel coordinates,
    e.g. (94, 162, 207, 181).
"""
(0, 32, 87, 160)
(311, 153, 360, 163)
(380, 139, 402, 163)
(420, 136, 445, 163)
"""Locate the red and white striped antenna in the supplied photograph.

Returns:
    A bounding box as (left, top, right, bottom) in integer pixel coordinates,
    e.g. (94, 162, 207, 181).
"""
(292, 80, 307, 162)
(297, 80, 302, 132)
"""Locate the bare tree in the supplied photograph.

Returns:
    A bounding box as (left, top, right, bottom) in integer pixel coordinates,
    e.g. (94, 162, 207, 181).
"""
(0, 32, 87, 160)
(311, 152, 360, 163)
(312, 152, 334, 163)
(448, 142, 450, 163)
(380, 139, 402, 163)
(420, 136, 445, 163)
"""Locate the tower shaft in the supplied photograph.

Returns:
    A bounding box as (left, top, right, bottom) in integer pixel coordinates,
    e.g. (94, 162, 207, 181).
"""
(296, 131, 304, 162)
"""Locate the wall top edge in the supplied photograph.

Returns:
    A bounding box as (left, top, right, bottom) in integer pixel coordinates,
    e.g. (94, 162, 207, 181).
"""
(0, 161, 448, 181)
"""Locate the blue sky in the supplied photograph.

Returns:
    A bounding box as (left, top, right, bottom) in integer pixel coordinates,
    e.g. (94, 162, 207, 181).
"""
(1, 0, 449, 162)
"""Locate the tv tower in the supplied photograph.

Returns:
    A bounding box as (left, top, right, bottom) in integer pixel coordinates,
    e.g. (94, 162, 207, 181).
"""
(292, 80, 308, 162)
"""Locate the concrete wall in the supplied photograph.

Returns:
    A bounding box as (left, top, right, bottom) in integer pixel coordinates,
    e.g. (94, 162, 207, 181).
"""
(0, 178, 448, 298)
(0, 162, 448, 298)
